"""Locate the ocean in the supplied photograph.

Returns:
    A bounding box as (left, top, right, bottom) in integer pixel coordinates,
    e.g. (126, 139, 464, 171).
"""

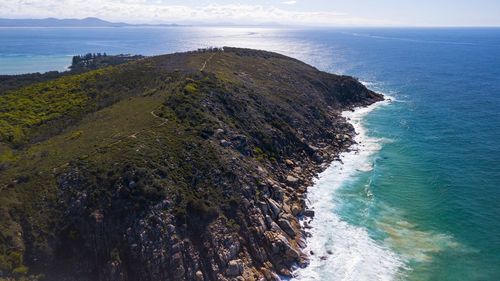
(1, 26, 499, 281)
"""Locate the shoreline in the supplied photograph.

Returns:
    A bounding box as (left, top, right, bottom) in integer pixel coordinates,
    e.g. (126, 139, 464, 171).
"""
(289, 96, 398, 280)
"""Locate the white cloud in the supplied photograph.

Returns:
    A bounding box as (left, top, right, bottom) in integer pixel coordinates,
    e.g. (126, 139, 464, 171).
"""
(0, 0, 395, 26)
(282, 1, 297, 5)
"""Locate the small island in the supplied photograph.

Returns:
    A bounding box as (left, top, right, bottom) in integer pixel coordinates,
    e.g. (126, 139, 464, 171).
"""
(0, 48, 382, 280)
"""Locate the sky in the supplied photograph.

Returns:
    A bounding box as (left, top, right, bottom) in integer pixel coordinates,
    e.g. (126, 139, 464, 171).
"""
(1, 0, 500, 27)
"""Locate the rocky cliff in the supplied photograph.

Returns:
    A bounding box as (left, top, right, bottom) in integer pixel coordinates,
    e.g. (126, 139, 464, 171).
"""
(0, 47, 382, 280)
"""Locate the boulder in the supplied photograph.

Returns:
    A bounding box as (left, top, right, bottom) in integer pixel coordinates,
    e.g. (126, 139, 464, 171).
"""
(259, 201, 269, 215)
(297, 237, 307, 248)
(261, 267, 281, 281)
(272, 186, 285, 201)
(196, 270, 204, 281)
(304, 209, 315, 218)
(265, 215, 281, 232)
(308, 145, 320, 151)
(227, 259, 244, 276)
(279, 268, 293, 277)
(220, 140, 231, 147)
(277, 219, 296, 238)
(313, 153, 324, 163)
(291, 204, 303, 216)
(285, 175, 299, 185)
(267, 198, 281, 218)
(281, 202, 291, 214)
(265, 232, 300, 260)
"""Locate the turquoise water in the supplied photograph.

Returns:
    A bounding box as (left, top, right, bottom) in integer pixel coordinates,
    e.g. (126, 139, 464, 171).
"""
(335, 29, 500, 280)
(1, 27, 499, 280)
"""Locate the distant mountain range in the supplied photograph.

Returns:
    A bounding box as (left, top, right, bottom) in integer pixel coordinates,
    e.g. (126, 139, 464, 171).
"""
(0, 17, 178, 27)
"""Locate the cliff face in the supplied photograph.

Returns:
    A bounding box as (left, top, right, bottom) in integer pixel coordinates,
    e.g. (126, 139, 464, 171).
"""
(0, 47, 382, 280)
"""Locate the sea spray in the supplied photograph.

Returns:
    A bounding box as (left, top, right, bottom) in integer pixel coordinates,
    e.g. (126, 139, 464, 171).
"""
(293, 97, 404, 281)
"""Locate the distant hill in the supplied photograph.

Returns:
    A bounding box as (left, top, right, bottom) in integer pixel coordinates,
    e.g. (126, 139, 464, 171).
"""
(0, 17, 178, 27)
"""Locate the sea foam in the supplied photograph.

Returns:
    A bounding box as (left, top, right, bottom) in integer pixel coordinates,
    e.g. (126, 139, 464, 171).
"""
(293, 97, 404, 281)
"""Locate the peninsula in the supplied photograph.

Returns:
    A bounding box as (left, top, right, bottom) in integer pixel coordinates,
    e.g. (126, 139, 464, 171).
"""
(0, 48, 382, 280)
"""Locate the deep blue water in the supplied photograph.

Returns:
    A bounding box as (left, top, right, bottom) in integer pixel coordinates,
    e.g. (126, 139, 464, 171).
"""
(1, 27, 499, 280)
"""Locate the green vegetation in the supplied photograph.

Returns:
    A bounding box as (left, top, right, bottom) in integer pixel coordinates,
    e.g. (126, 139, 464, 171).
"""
(0, 251, 29, 277)
(184, 82, 198, 94)
(0, 58, 168, 147)
(70, 53, 144, 72)
(0, 71, 95, 145)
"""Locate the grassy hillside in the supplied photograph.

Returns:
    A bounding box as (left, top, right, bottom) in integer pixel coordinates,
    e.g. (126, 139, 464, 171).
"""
(0, 48, 382, 281)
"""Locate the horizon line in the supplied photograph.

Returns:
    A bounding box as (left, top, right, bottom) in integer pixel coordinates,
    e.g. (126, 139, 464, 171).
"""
(1, 17, 500, 28)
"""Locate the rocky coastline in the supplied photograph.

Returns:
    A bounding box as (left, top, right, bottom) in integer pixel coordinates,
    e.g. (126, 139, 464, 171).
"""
(235, 101, 383, 280)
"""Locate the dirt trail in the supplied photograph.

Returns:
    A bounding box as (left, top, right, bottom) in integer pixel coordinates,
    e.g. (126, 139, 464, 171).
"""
(200, 53, 216, 72)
